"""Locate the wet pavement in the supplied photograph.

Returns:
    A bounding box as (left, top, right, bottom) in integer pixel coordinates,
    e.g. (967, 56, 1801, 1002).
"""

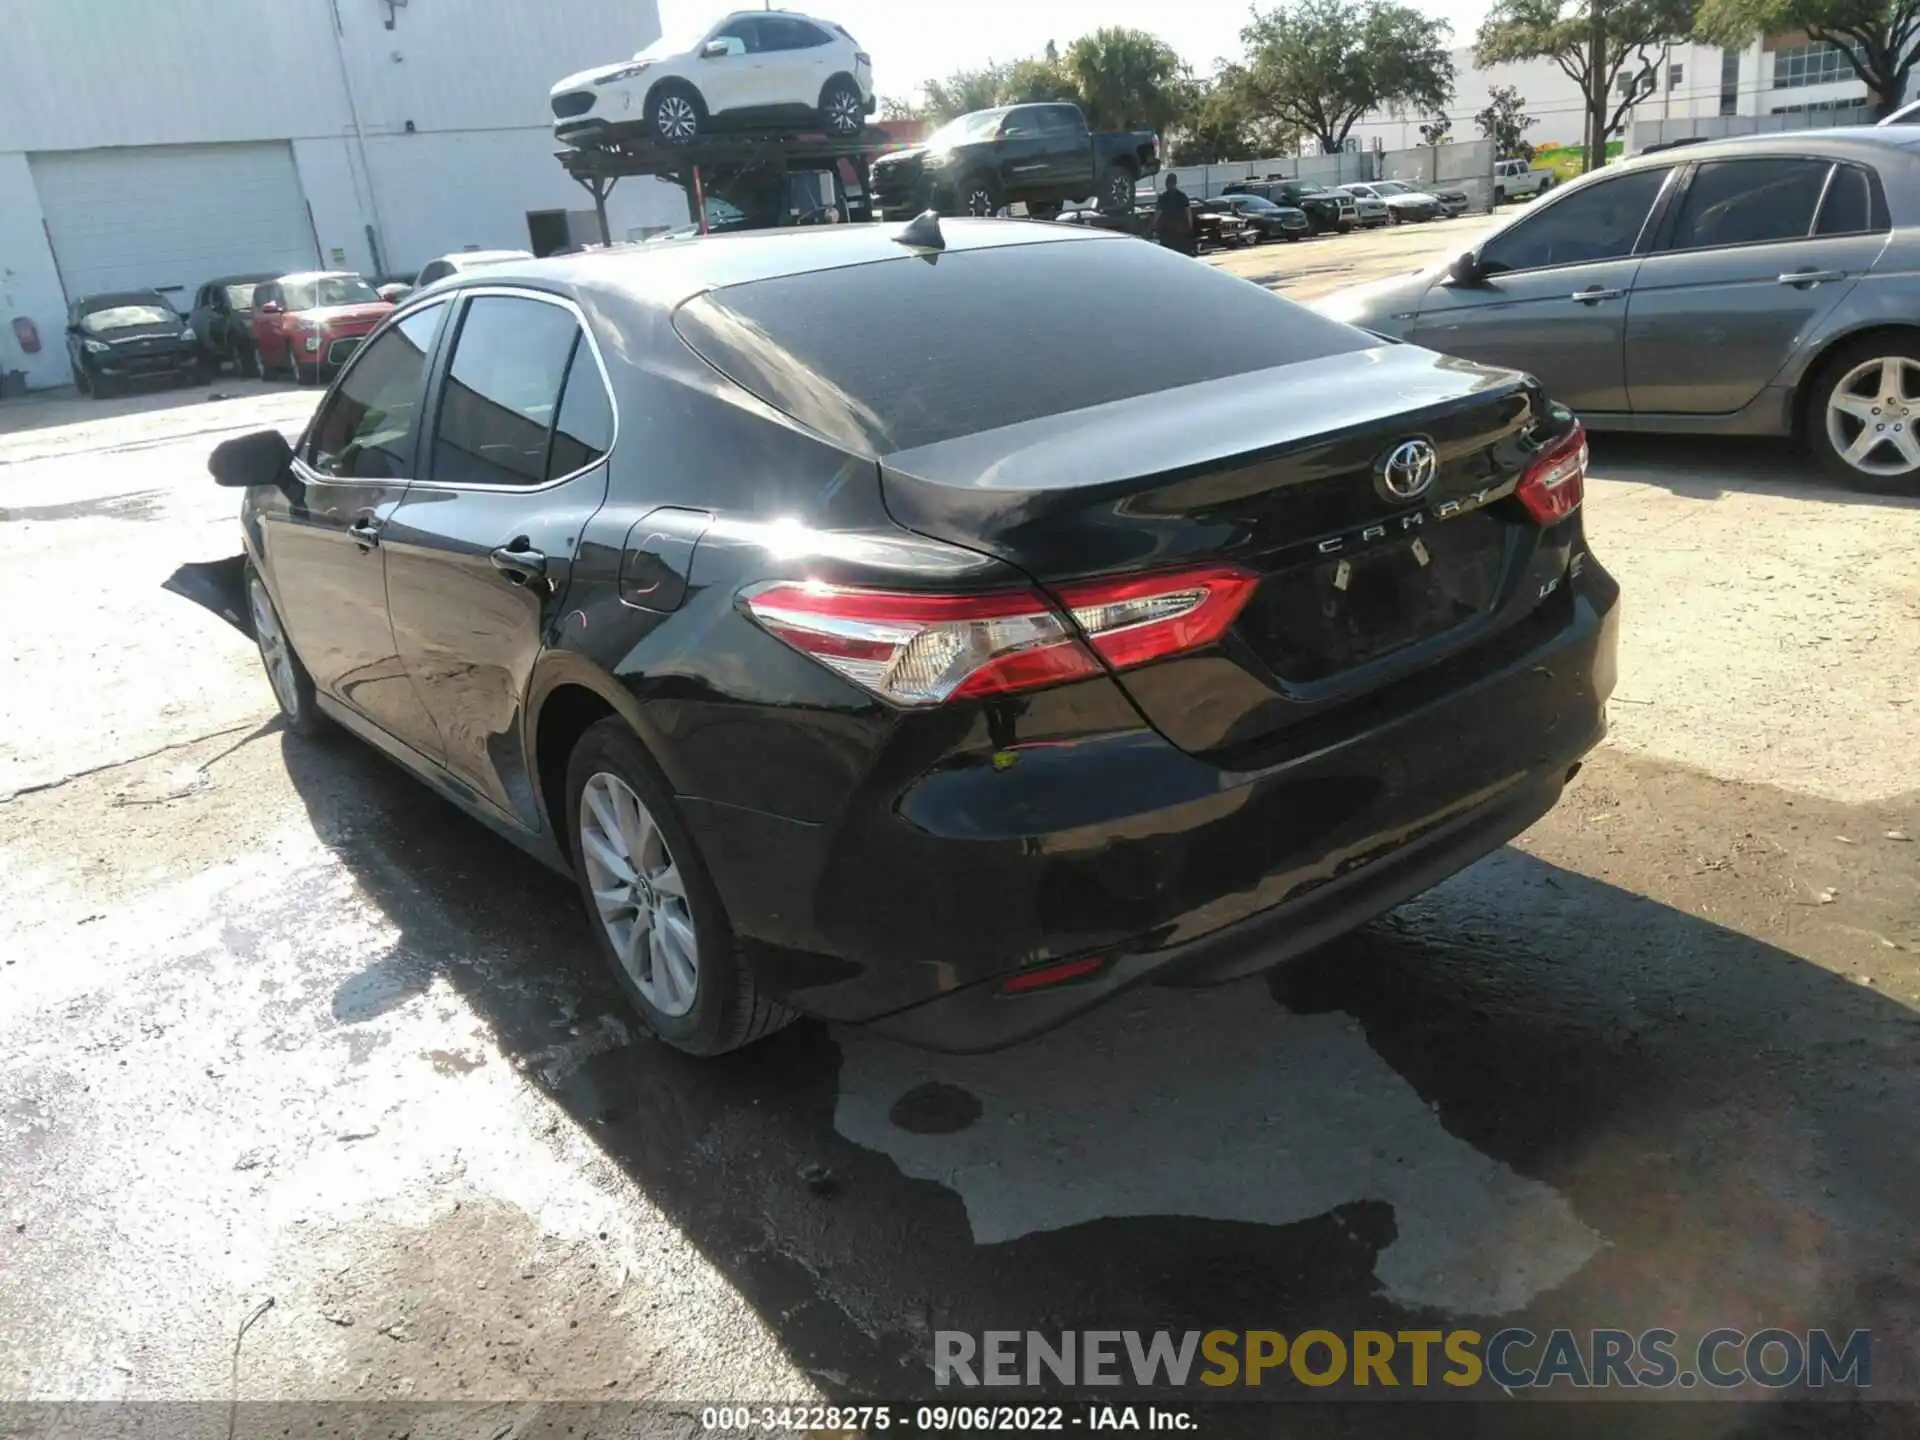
(3, 370, 1919, 1429)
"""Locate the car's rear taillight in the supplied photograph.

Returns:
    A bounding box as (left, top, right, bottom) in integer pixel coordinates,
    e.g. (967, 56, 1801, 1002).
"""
(1515, 421, 1587, 525)
(743, 565, 1256, 706)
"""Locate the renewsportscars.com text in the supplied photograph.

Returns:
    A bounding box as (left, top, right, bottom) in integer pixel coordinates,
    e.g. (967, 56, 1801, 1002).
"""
(934, 1328, 1872, 1391)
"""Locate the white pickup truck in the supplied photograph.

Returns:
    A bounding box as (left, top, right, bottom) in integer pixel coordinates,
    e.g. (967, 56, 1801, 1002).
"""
(1493, 158, 1555, 202)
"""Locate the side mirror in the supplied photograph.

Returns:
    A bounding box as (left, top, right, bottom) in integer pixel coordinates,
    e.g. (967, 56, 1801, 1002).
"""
(1448, 251, 1485, 287)
(258, 300, 283, 315)
(701, 39, 729, 57)
(210, 428, 294, 489)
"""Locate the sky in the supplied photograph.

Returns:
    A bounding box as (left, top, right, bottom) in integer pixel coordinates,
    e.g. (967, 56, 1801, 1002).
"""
(657, 0, 1497, 102)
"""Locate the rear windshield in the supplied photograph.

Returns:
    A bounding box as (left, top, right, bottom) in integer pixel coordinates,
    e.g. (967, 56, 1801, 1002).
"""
(672, 237, 1369, 453)
(283, 276, 380, 310)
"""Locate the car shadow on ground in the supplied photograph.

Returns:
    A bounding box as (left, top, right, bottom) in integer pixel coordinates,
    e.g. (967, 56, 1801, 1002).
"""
(281, 729, 1917, 1434)
(1588, 433, 1920, 508)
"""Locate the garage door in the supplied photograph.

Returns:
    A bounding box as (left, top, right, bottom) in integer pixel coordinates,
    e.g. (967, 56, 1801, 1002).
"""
(31, 142, 318, 305)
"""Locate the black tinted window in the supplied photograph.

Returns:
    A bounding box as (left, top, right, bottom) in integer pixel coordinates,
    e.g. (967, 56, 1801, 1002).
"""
(1668, 158, 1828, 250)
(1037, 105, 1084, 136)
(1816, 163, 1879, 235)
(673, 237, 1371, 453)
(763, 17, 827, 47)
(547, 342, 615, 479)
(1480, 167, 1669, 272)
(431, 295, 579, 487)
(306, 303, 446, 479)
(712, 17, 759, 50)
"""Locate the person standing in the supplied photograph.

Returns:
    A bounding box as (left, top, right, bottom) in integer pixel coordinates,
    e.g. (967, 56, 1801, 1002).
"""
(1153, 172, 1196, 256)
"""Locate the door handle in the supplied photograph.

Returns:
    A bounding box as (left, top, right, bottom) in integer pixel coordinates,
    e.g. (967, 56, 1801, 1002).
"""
(349, 515, 383, 549)
(1569, 287, 1623, 304)
(1778, 268, 1845, 287)
(490, 540, 547, 583)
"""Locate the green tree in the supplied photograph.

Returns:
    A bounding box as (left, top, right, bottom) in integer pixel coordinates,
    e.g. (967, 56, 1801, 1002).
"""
(1474, 83, 1540, 157)
(878, 95, 925, 122)
(1062, 26, 1189, 132)
(999, 52, 1080, 105)
(1239, 0, 1455, 156)
(923, 63, 1013, 121)
(1418, 110, 1454, 143)
(1476, 0, 1693, 171)
(1696, 0, 1919, 115)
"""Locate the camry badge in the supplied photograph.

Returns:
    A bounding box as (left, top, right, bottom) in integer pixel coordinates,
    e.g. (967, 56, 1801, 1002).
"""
(1377, 437, 1439, 503)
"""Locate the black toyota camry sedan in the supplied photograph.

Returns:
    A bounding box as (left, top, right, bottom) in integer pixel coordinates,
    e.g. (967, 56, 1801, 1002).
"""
(211, 218, 1618, 1056)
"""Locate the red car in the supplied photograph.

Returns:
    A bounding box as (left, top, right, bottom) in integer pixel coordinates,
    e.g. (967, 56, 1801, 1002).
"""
(243, 272, 393, 384)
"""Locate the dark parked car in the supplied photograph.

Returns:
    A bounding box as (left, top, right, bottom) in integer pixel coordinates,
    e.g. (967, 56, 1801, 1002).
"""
(212, 221, 1616, 1056)
(1189, 200, 1255, 251)
(1314, 128, 1920, 493)
(869, 102, 1159, 218)
(186, 274, 278, 372)
(242, 272, 394, 385)
(66, 291, 201, 397)
(1204, 194, 1310, 242)
(1226, 180, 1356, 234)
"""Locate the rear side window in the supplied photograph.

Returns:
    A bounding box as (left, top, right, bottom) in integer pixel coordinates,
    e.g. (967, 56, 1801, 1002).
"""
(1667, 158, 1830, 250)
(546, 342, 615, 479)
(1815, 163, 1885, 235)
(672, 238, 1371, 454)
(430, 295, 580, 487)
(306, 302, 447, 479)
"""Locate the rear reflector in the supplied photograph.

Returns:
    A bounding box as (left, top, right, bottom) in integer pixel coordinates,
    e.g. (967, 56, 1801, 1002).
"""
(743, 564, 1256, 706)
(1515, 421, 1587, 525)
(1001, 955, 1108, 994)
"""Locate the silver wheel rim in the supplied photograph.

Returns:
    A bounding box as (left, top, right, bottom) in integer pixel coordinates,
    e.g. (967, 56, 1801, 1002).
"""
(248, 576, 300, 717)
(1826, 356, 1920, 478)
(656, 95, 697, 141)
(828, 90, 860, 131)
(967, 188, 994, 216)
(578, 772, 698, 1018)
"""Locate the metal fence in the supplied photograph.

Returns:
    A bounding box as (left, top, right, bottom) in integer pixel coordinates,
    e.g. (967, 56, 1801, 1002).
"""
(1146, 138, 1498, 214)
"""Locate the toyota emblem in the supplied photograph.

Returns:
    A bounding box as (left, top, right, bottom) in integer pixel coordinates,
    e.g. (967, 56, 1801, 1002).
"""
(1377, 438, 1439, 502)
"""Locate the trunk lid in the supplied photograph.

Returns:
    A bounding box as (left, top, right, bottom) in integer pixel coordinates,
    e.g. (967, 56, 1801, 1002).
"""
(879, 345, 1569, 758)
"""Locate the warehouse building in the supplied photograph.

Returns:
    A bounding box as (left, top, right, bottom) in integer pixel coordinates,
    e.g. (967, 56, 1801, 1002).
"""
(0, 0, 687, 390)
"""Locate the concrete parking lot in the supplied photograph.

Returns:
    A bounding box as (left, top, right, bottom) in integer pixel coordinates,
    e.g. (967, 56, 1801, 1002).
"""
(3, 229, 1918, 1420)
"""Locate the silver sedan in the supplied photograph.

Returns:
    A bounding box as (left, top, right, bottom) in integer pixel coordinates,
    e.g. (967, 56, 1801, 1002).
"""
(1313, 128, 1920, 494)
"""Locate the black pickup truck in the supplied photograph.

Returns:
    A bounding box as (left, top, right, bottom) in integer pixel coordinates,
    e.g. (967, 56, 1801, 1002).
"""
(870, 103, 1159, 219)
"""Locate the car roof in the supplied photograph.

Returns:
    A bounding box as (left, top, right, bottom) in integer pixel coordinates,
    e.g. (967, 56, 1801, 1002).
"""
(76, 290, 173, 308)
(206, 273, 278, 286)
(438, 249, 535, 268)
(427, 218, 1114, 312)
(1621, 125, 1920, 165)
(273, 270, 362, 284)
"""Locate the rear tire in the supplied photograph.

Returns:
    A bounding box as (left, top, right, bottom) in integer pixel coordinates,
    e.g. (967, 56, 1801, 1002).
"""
(819, 77, 863, 137)
(565, 718, 795, 1056)
(1807, 333, 1920, 495)
(246, 562, 330, 738)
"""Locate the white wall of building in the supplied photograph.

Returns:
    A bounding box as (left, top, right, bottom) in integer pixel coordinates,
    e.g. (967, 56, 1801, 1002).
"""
(0, 0, 687, 389)
(1346, 35, 1884, 159)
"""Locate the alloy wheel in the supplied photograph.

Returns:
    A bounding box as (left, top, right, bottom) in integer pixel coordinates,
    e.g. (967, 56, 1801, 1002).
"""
(1825, 355, 1920, 479)
(655, 94, 698, 143)
(827, 88, 862, 134)
(578, 771, 699, 1017)
(966, 187, 996, 217)
(247, 575, 300, 717)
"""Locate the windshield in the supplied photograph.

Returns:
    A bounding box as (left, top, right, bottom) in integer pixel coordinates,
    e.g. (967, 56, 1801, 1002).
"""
(642, 18, 711, 57)
(282, 276, 381, 310)
(79, 302, 177, 333)
(923, 108, 1008, 150)
(223, 283, 262, 310)
(1374, 181, 1415, 196)
(1286, 184, 1326, 197)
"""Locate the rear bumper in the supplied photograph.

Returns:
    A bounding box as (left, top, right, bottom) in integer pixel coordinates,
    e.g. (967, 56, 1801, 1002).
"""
(689, 560, 1620, 1049)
